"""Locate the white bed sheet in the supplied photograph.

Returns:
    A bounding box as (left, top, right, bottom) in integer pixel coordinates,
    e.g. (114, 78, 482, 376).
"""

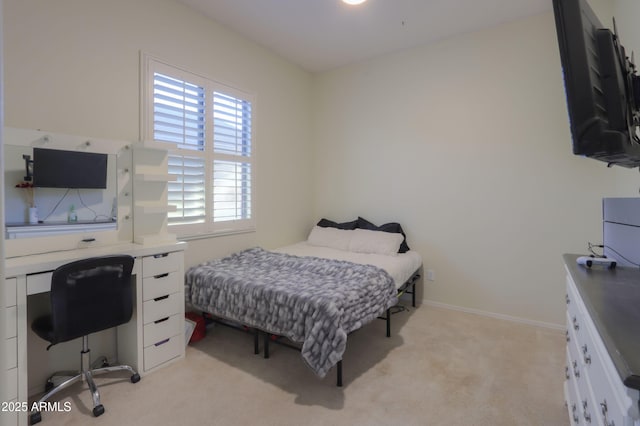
(274, 242, 422, 289)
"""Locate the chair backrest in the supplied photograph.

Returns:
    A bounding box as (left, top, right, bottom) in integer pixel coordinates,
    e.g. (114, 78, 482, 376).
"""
(50, 255, 134, 344)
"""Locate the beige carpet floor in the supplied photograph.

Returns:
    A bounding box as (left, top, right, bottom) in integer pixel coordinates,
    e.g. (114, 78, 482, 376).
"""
(28, 305, 569, 426)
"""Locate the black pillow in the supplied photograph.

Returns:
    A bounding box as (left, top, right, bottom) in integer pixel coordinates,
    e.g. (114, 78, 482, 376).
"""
(356, 216, 410, 253)
(316, 218, 358, 230)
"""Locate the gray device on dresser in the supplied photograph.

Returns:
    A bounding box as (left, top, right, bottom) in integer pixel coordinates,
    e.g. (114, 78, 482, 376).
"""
(603, 198, 640, 267)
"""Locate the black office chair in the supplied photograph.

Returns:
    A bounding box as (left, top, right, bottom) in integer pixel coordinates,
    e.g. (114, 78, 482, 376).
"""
(29, 255, 140, 424)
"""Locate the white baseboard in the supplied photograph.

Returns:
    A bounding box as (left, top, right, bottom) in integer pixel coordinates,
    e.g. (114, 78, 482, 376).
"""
(422, 300, 565, 332)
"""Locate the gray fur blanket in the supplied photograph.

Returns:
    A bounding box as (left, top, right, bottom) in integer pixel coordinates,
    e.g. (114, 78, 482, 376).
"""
(184, 247, 397, 377)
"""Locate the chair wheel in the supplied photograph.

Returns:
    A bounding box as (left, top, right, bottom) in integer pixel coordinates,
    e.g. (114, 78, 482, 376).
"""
(30, 411, 42, 424)
(93, 404, 105, 417)
(45, 380, 54, 392)
(130, 373, 141, 383)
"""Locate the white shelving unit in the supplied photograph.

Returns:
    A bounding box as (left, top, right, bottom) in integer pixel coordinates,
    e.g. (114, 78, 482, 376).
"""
(132, 142, 176, 245)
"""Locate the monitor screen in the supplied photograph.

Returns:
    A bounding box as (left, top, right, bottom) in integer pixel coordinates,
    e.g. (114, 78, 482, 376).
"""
(33, 148, 108, 189)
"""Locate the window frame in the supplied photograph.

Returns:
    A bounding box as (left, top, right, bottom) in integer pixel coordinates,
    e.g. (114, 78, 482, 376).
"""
(141, 53, 256, 239)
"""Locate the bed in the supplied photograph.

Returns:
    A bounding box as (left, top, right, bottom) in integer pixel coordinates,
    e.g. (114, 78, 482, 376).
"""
(184, 218, 422, 385)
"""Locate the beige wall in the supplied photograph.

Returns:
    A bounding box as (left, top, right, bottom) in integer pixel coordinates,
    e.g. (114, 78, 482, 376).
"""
(3, 0, 316, 267)
(4, 0, 639, 327)
(312, 11, 638, 327)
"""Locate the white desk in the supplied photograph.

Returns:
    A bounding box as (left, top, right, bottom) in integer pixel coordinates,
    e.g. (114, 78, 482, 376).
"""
(4, 241, 186, 426)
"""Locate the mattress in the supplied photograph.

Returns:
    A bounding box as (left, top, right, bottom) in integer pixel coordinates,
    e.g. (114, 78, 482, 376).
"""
(274, 242, 422, 289)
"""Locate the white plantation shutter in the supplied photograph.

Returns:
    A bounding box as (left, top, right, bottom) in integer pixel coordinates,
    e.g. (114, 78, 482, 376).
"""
(212, 92, 252, 222)
(213, 92, 252, 156)
(213, 160, 251, 222)
(168, 155, 206, 225)
(145, 56, 255, 236)
(153, 73, 205, 151)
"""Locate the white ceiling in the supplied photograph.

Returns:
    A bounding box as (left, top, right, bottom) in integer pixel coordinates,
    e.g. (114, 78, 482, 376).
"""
(177, 0, 552, 72)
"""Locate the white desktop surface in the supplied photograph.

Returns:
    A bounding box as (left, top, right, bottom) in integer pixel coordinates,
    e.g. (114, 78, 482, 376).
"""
(5, 241, 186, 278)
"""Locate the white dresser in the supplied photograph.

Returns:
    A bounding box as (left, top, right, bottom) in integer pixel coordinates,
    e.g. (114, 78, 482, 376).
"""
(564, 254, 640, 425)
(140, 251, 185, 372)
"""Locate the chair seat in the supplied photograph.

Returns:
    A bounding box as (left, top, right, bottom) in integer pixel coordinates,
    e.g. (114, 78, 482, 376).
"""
(32, 315, 57, 346)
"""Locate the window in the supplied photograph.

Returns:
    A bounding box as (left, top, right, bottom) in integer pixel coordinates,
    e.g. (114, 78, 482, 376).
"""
(143, 56, 254, 237)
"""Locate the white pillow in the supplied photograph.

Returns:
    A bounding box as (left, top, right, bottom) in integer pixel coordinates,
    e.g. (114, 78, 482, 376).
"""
(348, 228, 403, 256)
(307, 226, 353, 251)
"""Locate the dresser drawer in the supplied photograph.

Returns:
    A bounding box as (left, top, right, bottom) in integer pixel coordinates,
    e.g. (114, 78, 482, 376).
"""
(565, 278, 585, 344)
(567, 333, 583, 386)
(6, 306, 17, 339)
(6, 367, 18, 401)
(142, 271, 180, 302)
(142, 252, 181, 278)
(565, 350, 580, 425)
(581, 325, 627, 426)
(144, 334, 182, 371)
(142, 292, 182, 324)
(143, 314, 182, 347)
(5, 277, 17, 307)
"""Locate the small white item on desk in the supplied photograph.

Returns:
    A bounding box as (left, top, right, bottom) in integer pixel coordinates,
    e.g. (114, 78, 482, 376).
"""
(576, 256, 617, 269)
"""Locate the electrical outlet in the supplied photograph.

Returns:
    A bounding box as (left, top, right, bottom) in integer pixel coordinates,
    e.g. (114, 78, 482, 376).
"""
(426, 269, 435, 281)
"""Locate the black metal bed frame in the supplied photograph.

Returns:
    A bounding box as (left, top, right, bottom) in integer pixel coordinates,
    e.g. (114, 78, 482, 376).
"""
(200, 270, 421, 387)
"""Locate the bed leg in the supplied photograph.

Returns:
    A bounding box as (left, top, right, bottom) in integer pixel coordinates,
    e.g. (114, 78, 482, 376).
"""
(254, 329, 259, 355)
(263, 332, 270, 359)
(337, 361, 343, 387)
(386, 308, 391, 338)
(412, 281, 416, 307)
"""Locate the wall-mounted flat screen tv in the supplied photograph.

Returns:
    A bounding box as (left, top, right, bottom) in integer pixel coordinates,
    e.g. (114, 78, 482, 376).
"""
(553, 0, 640, 167)
(33, 148, 108, 189)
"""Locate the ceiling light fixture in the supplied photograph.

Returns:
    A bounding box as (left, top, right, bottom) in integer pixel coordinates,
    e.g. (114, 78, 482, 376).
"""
(342, 0, 367, 5)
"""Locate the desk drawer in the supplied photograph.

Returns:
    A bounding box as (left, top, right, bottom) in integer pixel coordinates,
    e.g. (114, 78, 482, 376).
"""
(6, 306, 17, 339)
(144, 334, 182, 371)
(5, 277, 17, 307)
(142, 271, 180, 302)
(4, 402, 18, 426)
(6, 336, 17, 369)
(143, 314, 182, 347)
(143, 292, 182, 324)
(6, 367, 18, 401)
(142, 252, 181, 278)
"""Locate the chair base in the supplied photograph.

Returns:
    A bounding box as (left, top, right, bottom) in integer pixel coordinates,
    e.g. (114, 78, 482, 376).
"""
(29, 336, 140, 425)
